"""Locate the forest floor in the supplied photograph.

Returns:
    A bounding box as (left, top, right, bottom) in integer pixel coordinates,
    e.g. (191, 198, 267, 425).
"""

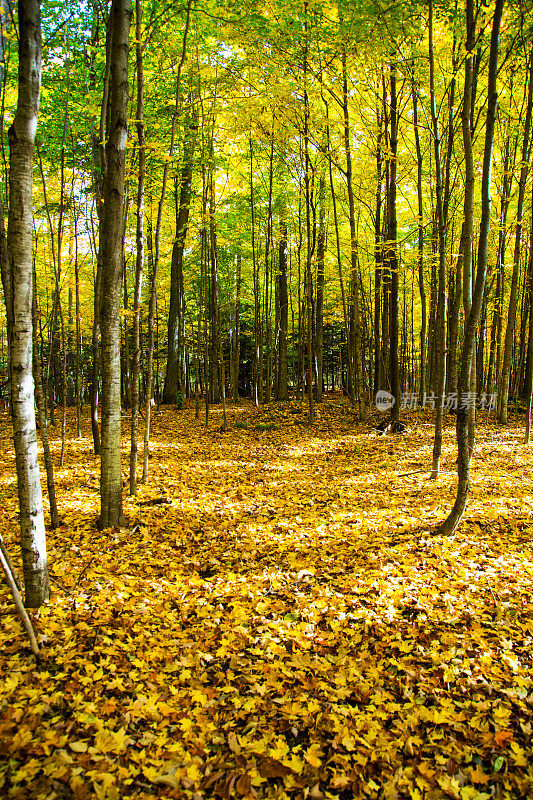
(1, 398, 533, 800)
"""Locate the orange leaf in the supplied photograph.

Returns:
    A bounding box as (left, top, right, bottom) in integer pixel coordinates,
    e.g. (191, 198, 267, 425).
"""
(469, 764, 490, 784)
(495, 730, 513, 747)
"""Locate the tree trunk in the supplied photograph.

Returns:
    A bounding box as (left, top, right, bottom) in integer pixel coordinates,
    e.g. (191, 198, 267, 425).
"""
(277, 206, 289, 401)
(32, 269, 58, 529)
(499, 48, 533, 423)
(143, 0, 192, 478)
(89, 1, 111, 457)
(99, 0, 131, 528)
(387, 62, 400, 423)
(163, 101, 197, 404)
(231, 252, 241, 401)
(439, 0, 504, 534)
(315, 173, 325, 402)
(429, 0, 447, 479)
(8, 0, 48, 606)
(250, 136, 260, 407)
(374, 101, 383, 396)
(129, 0, 144, 495)
(525, 190, 533, 443)
(341, 43, 364, 418)
(412, 83, 426, 402)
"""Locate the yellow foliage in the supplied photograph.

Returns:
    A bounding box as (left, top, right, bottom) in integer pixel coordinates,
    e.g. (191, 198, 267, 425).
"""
(1, 404, 533, 798)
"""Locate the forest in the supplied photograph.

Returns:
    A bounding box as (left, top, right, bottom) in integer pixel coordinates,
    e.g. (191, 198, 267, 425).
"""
(1, 0, 533, 798)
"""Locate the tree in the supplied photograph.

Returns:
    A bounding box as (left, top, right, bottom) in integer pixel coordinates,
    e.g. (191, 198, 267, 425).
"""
(439, 0, 504, 535)
(99, 0, 131, 528)
(8, 0, 48, 606)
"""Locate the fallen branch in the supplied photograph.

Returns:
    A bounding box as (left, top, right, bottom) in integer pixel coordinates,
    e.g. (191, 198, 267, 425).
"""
(0, 543, 40, 658)
(49, 574, 69, 592)
(485, 575, 498, 605)
(0, 533, 22, 592)
(77, 560, 93, 584)
(138, 497, 171, 507)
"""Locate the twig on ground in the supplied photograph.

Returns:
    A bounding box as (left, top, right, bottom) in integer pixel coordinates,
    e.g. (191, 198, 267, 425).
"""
(0, 545, 40, 658)
(49, 574, 69, 592)
(0, 534, 22, 592)
(138, 497, 171, 507)
(485, 575, 498, 605)
(77, 560, 92, 584)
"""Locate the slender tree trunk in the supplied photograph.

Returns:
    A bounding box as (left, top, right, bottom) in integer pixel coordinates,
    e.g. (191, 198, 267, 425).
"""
(89, 2, 111, 457)
(32, 270, 58, 529)
(57, 69, 70, 468)
(129, 0, 145, 495)
(412, 83, 426, 402)
(8, 0, 48, 606)
(499, 48, 533, 423)
(303, 31, 314, 424)
(98, 0, 131, 528)
(439, 0, 504, 534)
(163, 100, 197, 404)
(315, 173, 325, 402)
(231, 252, 241, 401)
(459, 0, 477, 456)
(264, 131, 274, 403)
(250, 136, 260, 407)
(324, 100, 352, 402)
(388, 62, 400, 424)
(341, 43, 364, 418)
(374, 102, 383, 396)
(525, 192, 533, 443)
(429, 0, 447, 478)
(277, 205, 289, 401)
(143, 0, 192, 480)
(72, 195, 81, 437)
(0, 0, 11, 409)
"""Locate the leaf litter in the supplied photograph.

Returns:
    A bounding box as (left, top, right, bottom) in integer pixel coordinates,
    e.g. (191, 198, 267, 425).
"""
(0, 401, 532, 800)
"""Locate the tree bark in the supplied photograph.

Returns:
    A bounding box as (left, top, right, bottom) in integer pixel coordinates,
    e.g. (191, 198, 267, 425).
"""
(341, 42, 364, 418)
(315, 173, 325, 402)
(387, 62, 400, 424)
(129, 0, 145, 495)
(163, 101, 197, 404)
(32, 269, 58, 529)
(277, 205, 289, 401)
(429, 0, 447, 479)
(499, 48, 533, 423)
(99, 0, 131, 528)
(412, 83, 426, 403)
(8, 0, 48, 606)
(143, 0, 192, 479)
(439, 0, 504, 534)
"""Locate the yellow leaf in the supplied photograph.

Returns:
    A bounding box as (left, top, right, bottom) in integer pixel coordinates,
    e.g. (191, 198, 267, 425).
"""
(153, 773, 180, 788)
(69, 741, 88, 753)
(94, 727, 129, 754)
(304, 745, 322, 768)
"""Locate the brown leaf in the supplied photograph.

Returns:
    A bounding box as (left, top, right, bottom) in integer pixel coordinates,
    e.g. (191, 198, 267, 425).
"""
(258, 757, 293, 778)
(236, 773, 252, 795)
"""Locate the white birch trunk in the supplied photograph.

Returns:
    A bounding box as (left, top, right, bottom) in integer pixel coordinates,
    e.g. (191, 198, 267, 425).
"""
(8, 0, 48, 607)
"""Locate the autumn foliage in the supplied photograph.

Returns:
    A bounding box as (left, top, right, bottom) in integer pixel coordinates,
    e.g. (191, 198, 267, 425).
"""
(1, 401, 532, 799)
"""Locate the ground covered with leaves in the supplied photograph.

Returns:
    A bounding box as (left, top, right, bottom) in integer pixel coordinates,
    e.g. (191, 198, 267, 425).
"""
(1, 399, 533, 800)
